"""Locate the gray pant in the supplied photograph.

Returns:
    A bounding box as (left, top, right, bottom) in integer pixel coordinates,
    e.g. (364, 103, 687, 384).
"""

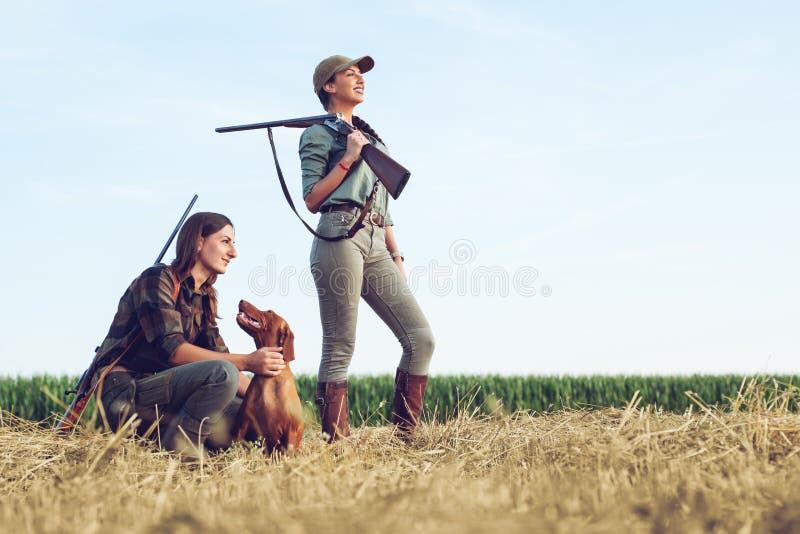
(310, 212, 435, 382)
(100, 359, 241, 451)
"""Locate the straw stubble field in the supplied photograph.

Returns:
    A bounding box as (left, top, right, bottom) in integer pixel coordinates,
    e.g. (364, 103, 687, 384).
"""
(3, 379, 800, 533)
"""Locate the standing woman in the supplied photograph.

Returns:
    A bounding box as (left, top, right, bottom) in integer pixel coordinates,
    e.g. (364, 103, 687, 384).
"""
(299, 55, 435, 441)
(94, 212, 285, 458)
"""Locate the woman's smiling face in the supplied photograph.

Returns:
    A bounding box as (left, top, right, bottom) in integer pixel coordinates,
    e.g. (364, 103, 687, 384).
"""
(325, 66, 365, 105)
(196, 224, 237, 276)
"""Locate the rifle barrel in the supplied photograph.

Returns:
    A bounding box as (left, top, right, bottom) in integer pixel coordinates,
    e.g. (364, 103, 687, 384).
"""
(215, 114, 336, 133)
(155, 194, 198, 265)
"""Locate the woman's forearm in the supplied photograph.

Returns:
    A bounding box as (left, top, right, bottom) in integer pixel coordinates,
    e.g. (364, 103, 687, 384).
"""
(304, 155, 356, 213)
(305, 130, 369, 213)
(169, 342, 246, 370)
(169, 342, 286, 378)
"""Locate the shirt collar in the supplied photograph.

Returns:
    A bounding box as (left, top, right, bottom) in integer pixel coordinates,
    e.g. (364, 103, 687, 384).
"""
(178, 271, 211, 296)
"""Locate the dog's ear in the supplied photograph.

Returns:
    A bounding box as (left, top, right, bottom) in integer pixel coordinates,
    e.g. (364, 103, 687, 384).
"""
(280, 323, 295, 362)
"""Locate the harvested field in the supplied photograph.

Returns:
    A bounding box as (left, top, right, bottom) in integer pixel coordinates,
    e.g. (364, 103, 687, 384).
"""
(3, 379, 800, 533)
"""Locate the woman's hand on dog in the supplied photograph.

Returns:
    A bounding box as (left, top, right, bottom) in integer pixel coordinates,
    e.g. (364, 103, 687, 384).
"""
(245, 347, 285, 376)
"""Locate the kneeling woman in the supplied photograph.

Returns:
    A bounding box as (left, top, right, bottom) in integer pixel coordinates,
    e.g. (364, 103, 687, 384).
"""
(95, 212, 285, 457)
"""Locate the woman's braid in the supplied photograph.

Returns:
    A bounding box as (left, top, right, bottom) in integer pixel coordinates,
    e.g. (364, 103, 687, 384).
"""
(353, 116, 385, 146)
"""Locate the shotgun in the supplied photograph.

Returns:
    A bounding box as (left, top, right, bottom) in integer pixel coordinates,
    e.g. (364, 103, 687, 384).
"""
(216, 113, 411, 200)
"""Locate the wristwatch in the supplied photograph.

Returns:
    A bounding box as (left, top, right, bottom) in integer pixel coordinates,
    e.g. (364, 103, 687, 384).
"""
(390, 251, 404, 262)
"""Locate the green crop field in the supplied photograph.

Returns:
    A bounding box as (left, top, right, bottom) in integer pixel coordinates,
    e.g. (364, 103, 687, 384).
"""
(2, 374, 798, 424)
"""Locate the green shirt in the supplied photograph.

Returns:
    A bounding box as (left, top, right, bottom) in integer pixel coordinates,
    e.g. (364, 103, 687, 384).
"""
(299, 123, 394, 226)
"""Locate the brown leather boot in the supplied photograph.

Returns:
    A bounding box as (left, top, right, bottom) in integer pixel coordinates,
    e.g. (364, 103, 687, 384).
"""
(391, 368, 428, 436)
(315, 381, 350, 442)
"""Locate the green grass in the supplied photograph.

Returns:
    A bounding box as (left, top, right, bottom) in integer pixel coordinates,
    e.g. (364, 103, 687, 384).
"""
(2, 374, 799, 424)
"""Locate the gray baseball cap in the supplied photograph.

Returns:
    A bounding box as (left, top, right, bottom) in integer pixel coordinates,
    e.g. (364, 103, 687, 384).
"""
(313, 55, 374, 94)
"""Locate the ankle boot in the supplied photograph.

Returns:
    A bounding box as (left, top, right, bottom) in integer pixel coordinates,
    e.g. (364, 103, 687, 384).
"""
(391, 368, 428, 435)
(315, 381, 350, 442)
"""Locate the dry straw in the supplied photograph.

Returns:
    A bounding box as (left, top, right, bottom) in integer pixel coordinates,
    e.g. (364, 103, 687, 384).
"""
(3, 377, 800, 533)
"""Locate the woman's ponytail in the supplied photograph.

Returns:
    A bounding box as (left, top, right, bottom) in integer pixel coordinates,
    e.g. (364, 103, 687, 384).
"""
(352, 116, 385, 146)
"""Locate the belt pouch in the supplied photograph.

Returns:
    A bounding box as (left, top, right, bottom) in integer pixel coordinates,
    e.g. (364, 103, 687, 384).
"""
(135, 372, 173, 408)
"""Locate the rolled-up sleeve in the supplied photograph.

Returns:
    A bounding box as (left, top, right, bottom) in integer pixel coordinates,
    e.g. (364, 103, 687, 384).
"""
(132, 268, 186, 359)
(299, 125, 332, 199)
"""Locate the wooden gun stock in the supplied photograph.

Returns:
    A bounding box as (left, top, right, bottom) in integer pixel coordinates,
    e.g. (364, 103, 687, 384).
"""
(55, 369, 92, 434)
(360, 144, 411, 200)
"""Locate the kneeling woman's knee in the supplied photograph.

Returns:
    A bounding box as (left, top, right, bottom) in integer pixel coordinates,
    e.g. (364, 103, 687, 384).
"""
(204, 360, 240, 394)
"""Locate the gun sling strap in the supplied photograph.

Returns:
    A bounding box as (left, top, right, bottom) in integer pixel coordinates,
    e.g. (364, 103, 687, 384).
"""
(266, 126, 379, 242)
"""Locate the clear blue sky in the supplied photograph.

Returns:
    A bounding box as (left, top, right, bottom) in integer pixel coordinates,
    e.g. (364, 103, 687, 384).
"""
(2, 2, 798, 376)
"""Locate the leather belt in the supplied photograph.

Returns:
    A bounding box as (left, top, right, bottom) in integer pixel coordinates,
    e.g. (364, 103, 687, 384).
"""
(321, 203, 385, 227)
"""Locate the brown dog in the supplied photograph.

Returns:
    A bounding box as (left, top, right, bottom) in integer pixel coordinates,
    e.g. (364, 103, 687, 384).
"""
(234, 300, 303, 454)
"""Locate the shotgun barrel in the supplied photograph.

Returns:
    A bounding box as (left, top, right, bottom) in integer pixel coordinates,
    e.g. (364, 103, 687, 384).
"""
(215, 113, 411, 199)
(154, 194, 198, 264)
(215, 114, 337, 133)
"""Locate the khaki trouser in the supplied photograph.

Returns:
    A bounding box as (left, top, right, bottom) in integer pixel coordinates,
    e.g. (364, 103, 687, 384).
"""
(100, 359, 241, 451)
(310, 211, 435, 382)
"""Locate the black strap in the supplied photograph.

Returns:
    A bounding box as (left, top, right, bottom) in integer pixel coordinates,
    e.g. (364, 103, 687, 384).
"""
(267, 127, 377, 242)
